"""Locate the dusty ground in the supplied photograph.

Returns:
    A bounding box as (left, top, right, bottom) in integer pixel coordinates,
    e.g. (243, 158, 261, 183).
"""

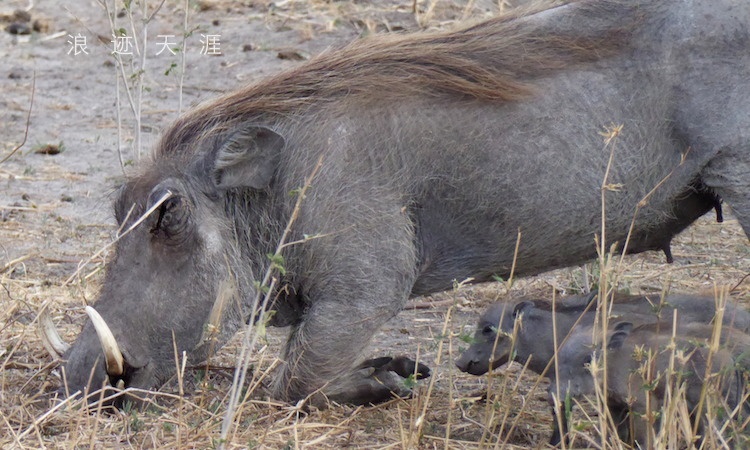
(1, 0, 748, 448)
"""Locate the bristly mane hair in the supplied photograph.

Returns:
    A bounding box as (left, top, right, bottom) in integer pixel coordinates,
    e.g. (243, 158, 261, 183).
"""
(159, 0, 636, 156)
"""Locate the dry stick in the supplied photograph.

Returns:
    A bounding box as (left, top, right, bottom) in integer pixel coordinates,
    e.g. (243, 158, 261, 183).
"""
(171, 332, 186, 449)
(660, 310, 681, 448)
(102, 0, 166, 161)
(64, 0, 132, 180)
(0, 205, 48, 211)
(550, 289, 568, 450)
(0, 72, 34, 165)
(484, 231, 522, 443)
(63, 191, 172, 286)
(730, 272, 750, 293)
(479, 230, 521, 446)
(408, 298, 456, 309)
(485, 318, 509, 444)
(587, 357, 618, 449)
(444, 332, 454, 450)
(506, 228, 522, 291)
(490, 311, 525, 448)
(219, 156, 324, 447)
(16, 390, 82, 440)
(406, 343, 425, 449)
(231, 358, 281, 443)
(226, 351, 278, 444)
(179, 0, 189, 115)
(100, 0, 135, 171)
(114, 36, 125, 173)
(714, 378, 750, 444)
(597, 125, 622, 449)
(415, 0, 438, 28)
(412, 279, 464, 447)
(0, 254, 34, 274)
(136, 0, 169, 159)
(0, 414, 22, 448)
(122, 1, 144, 160)
(396, 395, 408, 447)
(691, 287, 728, 439)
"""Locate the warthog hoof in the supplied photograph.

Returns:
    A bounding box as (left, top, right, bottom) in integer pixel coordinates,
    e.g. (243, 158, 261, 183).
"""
(322, 355, 431, 406)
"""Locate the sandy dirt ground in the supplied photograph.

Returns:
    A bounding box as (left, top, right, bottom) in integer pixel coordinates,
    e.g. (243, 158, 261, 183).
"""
(1, 0, 748, 448)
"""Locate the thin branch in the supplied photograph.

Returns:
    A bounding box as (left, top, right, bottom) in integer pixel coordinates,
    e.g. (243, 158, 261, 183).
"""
(219, 156, 324, 447)
(0, 72, 35, 165)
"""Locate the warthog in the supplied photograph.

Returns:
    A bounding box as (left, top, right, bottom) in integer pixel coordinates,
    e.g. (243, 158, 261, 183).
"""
(56, 0, 750, 406)
(550, 321, 750, 447)
(455, 293, 750, 376)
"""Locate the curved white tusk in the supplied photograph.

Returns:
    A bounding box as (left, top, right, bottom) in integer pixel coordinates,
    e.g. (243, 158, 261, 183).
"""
(85, 306, 124, 376)
(38, 311, 71, 358)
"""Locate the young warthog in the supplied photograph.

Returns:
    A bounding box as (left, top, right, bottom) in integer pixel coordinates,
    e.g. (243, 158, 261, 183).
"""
(550, 322, 750, 447)
(455, 293, 750, 445)
(455, 293, 750, 376)
(58, 0, 750, 406)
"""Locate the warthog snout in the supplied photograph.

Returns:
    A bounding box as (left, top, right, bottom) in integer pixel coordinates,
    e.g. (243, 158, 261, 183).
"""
(455, 351, 484, 375)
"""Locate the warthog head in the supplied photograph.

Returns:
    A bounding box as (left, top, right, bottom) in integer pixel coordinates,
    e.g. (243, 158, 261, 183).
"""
(52, 126, 286, 401)
(455, 301, 521, 375)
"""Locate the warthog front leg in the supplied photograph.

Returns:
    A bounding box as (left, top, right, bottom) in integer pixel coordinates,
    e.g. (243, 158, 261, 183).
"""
(272, 297, 421, 406)
(271, 219, 421, 406)
(323, 356, 431, 406)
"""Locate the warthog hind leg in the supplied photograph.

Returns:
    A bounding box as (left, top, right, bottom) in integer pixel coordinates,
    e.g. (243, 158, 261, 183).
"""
(702, 146, 750, 240)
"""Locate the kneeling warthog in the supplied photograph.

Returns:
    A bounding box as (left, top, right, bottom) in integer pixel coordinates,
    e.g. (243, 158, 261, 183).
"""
(56, 0, 750, 406)
(550, 322, 750, 447)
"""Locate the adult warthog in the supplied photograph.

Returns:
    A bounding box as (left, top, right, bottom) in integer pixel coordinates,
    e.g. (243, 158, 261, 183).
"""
(55, 0, 750, 406)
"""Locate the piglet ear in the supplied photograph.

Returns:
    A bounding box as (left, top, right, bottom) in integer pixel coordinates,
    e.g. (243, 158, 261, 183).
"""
(607, 322, 633, 350)
(512, 301, 534, 318)
(212, 125, 285, 190)
(584, 289, 599, 306)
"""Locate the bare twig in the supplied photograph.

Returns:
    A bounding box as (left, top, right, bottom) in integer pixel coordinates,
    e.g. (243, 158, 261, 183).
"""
(219, 156, 324, 446)
(0, 72, 35, 165)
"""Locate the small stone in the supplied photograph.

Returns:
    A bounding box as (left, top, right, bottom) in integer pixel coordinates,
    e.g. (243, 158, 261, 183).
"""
(7, 22, 31, 35)
(277, 50, 305, 61)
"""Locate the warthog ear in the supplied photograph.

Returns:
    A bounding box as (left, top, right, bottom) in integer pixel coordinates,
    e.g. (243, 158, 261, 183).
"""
(606, 322, 633, 350)
(212, 125, 285, 190)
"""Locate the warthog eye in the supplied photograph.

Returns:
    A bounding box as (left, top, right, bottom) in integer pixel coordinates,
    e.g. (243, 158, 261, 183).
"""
(151, 196, 188, 238)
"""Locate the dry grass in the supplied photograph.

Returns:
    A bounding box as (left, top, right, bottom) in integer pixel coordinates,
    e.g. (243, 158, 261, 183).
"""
(1, 218, 749, 448)
(1, 0, 749, 449)
(2, 212, 747, 449)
